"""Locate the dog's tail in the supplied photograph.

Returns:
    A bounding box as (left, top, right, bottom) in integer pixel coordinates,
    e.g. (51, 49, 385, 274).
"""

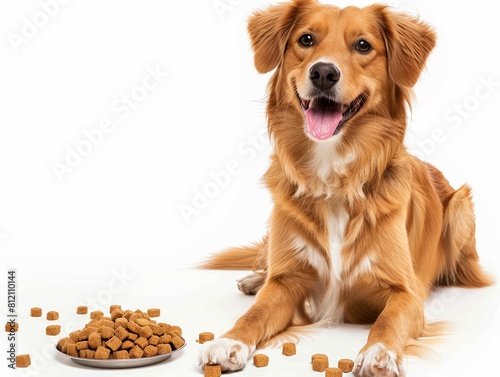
(439, 184, 494, 287)
(200, 237, 268, 270)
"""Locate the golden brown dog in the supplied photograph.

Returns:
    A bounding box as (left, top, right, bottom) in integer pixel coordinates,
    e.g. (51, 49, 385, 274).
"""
(199, 1, 493, 376)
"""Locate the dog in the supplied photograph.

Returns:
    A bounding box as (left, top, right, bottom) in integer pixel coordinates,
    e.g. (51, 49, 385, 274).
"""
(198, 1, 493, 376)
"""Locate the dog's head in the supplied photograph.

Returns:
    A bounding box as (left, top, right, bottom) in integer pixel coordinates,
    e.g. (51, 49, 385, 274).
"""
(248, 0, 436, 143)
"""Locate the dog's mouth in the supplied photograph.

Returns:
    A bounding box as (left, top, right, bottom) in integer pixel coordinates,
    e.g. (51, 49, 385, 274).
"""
(299, 94, 366, 141)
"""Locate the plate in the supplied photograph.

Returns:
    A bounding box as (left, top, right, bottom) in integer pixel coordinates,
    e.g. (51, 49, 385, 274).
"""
(55, 339, 186, 369)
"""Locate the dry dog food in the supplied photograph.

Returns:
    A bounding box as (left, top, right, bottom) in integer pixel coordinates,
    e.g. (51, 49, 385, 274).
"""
(5, 322, 19, 332)
(282, 342, 296, 356)
(312, 354, 329, 372)
(90, 310, 103, 319)
(325, 367, 343, 377)
(198, 332, 215, 344)
(312, 353, 328, 362)
(30, 307, 42, 317)
(147, 308, 161, 317)
(253, 353, 269, 367)
(56, 308, 184, 360)
(204, 364, 222, 377)
(111, 308, 124, 320)
(16, 354, 31, 368)
(46, 311, 59, 321)
(46, 325, 61, 336)
(338, 358, 354, 373)
(76, 306, 88, 315)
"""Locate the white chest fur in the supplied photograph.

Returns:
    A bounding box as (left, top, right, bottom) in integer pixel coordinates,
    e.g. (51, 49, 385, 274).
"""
(328, 208, 349, 281)
(312, 139, 356, 182)
(297, 208, 349, 324)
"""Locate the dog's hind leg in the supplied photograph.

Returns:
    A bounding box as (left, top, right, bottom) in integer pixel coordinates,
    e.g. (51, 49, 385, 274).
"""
(440, 184, 494, 287)
(237, 271, 266, 295)
(237, 236, 269, 294)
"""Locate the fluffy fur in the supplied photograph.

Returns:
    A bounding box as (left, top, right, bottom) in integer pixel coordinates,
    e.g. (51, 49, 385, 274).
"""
(199, 1, 493, 376)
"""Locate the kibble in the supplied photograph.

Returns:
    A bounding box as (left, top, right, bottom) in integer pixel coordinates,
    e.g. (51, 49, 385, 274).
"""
(338, 358, 354, 373)
(30, 307, 42, 317)
(282, 342, 296, 356)
(147, 308, 161, 317)
(16, 354, 31, 368)
(198, 332, 214, 344)
(46, 325, 61, 336)
(204, 364, 222, 377)
(76, 306, 88, 315)
(46, 311, 59, 321)
(5, 322, 19, 332)
(253, 353, 269, 367)
(56, 307, 183, 360)
(312, 354, 329, 372)
(325, 367, 343, 377)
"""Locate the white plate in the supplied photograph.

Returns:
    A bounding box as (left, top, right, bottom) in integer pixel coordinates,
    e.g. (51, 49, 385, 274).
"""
(55, 339, 186, 369)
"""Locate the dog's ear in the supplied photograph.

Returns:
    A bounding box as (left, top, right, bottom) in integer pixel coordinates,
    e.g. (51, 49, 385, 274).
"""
(248, 0, 317, 73)
(373, 5, 436, 88)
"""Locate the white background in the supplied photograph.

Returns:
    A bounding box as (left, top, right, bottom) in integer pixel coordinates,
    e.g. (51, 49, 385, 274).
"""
(0, 0, 499, 376)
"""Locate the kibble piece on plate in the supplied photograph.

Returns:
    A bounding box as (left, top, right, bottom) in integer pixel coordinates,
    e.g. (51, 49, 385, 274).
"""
(95, 346, 111, 360)
(98, 326, 114, 339)
(105, 336, 122, 351)
(129, 345, 144, 358)
(139, 325, 153, 339)
(79, 349, 95, 359)
(120, 340, 135, 350)
(88, 332, 101, 349)
(76, 341, 89, 351)
(134, 336, 149, 349)
(111, 308, 124, 320)
(90, 310, 103, 319)
(143, 345, 158, 357)
(158, 343, 172, 354)
(171, 335, 185, 349)
(113, 350, 130, 359)
(66, 344, 78, 357)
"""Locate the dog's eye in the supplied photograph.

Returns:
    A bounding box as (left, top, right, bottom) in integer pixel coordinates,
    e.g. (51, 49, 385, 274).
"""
(355, 39, 372, 54)
(299, 34, 314, 47)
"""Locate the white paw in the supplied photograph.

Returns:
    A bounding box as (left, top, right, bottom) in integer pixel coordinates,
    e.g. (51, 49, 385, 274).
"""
(353, 343, 407, 377)
(198, 338, 254, 372)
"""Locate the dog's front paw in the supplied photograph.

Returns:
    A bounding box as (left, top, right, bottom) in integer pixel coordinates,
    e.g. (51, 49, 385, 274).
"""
(353, 342, 407, 377)
(198, 338, 253, 372)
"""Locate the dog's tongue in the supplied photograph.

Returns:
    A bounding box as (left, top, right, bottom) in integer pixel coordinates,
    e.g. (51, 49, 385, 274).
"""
(305, 99, 343, 141)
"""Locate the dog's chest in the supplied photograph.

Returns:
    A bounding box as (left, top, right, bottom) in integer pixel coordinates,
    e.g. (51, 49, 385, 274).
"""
(300, 208, 349, 282)
(327, 208, 349, 281)
(312, 141, 355, 182)
(303, 208, 350, 323)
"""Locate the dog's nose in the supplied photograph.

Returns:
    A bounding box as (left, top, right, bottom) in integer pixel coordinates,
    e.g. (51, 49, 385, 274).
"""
(309, 62, 340, 91)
